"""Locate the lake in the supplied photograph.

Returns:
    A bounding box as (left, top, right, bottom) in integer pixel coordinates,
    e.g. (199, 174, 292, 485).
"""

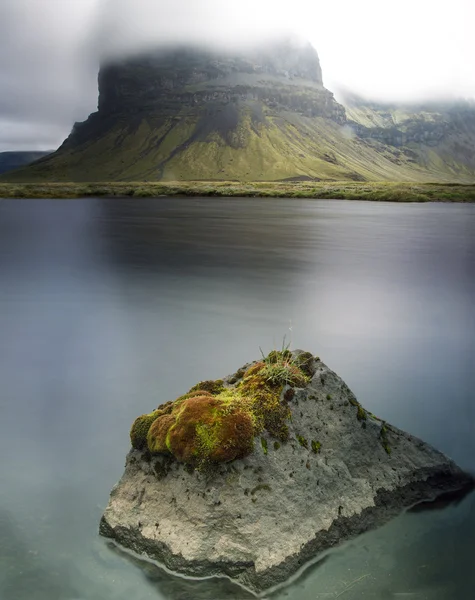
(0, 197, 474, 600)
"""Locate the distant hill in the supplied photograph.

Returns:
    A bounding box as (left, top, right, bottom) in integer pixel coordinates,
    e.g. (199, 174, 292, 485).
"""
(3, 39, 475, 183)
(0, 151, 52, 175)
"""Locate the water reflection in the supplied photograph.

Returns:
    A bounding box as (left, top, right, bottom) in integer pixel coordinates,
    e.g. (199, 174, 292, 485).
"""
(107, 543, 256, 600)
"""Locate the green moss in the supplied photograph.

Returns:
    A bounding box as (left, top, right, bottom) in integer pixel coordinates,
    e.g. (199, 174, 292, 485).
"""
(189, 380, 225, 395)
(130, 411, 164, 450)
(273, 441, 281, 450)
(379, 422, 391, 454)
(297, 435, 308, 449)
(239, 361, 293, 440)
(311, 440, 322, 454)
(261, 437, 268, 455)
(228, 367, 246, 384)
(326, 394, 332, 400)
(357, 406, 367, 421)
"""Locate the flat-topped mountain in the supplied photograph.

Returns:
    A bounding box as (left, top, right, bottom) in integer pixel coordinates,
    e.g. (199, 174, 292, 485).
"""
(4, 39, 475, 183)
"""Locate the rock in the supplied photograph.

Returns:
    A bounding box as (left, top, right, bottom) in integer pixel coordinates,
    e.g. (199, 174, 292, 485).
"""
(100, 350, 474, 595)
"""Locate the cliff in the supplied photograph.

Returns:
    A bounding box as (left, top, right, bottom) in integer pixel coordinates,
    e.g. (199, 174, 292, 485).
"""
(100, 349, 473, 594)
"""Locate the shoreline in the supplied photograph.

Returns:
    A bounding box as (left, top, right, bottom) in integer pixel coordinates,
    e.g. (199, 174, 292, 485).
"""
(1, 181, 475, 202)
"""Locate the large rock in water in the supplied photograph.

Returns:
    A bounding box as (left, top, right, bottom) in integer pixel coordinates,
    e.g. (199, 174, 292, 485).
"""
(100, 351, 473, 594)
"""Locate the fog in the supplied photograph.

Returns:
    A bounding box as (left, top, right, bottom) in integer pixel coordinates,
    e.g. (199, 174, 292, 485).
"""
(0, 0, 473, 151)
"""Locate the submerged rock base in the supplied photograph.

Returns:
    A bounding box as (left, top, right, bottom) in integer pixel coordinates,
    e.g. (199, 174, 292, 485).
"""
(100, 353, 473, 595)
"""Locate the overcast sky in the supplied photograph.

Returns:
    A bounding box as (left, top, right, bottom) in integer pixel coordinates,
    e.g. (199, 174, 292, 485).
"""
(0, 0, 473, 152)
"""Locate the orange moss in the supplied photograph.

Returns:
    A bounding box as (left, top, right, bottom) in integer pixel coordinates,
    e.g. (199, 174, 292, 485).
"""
(147, 394, 255, 465)
(167, 395, 220, 463)
(147, 414, 176, 454)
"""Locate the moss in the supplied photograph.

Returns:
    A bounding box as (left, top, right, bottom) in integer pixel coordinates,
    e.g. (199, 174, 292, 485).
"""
(189, 380, 225, 395)
(130, 411, 163, 450)
(294, 351, 315, 376)
(297, 435, 309, 449)
(379, 422, 391, 455)
(326, 394, 332, 400)
(357, 406, 367, 421)
(147, 414, 176, 454)
(261, 437, 268, 455)
(174, 391, 212, 404)
(311, 440, 322, 454)
(273, 441, 281, 450)
(168, 396, 254, 465)
(228, 367, 246, 384)
(239, 362, 292, 440)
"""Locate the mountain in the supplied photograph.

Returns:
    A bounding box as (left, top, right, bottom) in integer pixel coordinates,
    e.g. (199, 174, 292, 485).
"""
(4, 40, 475, 183)
(0, 151, 52, 175)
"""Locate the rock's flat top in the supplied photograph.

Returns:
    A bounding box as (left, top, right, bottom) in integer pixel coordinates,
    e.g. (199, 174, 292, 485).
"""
(100, 352, 473, 595)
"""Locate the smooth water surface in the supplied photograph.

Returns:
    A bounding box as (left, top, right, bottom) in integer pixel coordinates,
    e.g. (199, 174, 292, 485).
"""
(0, 198, 474, 600)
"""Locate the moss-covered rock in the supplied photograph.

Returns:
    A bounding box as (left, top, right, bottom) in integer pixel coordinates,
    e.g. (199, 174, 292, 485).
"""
(132, 353, 311, 465)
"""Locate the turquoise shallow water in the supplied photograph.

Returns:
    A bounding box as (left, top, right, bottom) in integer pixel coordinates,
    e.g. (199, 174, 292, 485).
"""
(0, 198, 474, 600)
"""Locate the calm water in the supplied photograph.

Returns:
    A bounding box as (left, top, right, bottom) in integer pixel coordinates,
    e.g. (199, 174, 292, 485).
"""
(0, 198, 474, 600)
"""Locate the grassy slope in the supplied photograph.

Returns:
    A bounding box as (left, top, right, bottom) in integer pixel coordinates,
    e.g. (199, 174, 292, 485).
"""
(346, 104, 475, 183)
(4, 103, 474, 184)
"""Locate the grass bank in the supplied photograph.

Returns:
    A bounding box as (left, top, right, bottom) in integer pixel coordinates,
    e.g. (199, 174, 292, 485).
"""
(1, 181, 475, 202)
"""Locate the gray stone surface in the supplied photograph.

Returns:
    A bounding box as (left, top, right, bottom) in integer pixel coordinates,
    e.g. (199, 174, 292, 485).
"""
(100, 354, 473, 595)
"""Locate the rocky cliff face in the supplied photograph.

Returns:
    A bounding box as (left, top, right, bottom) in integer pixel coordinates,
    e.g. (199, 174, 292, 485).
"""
(100, 350, 473, 595)
(97, 41, 337, 118)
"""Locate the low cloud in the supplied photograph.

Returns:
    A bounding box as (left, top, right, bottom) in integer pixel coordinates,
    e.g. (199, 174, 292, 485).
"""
(0, 0, 473, 151)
